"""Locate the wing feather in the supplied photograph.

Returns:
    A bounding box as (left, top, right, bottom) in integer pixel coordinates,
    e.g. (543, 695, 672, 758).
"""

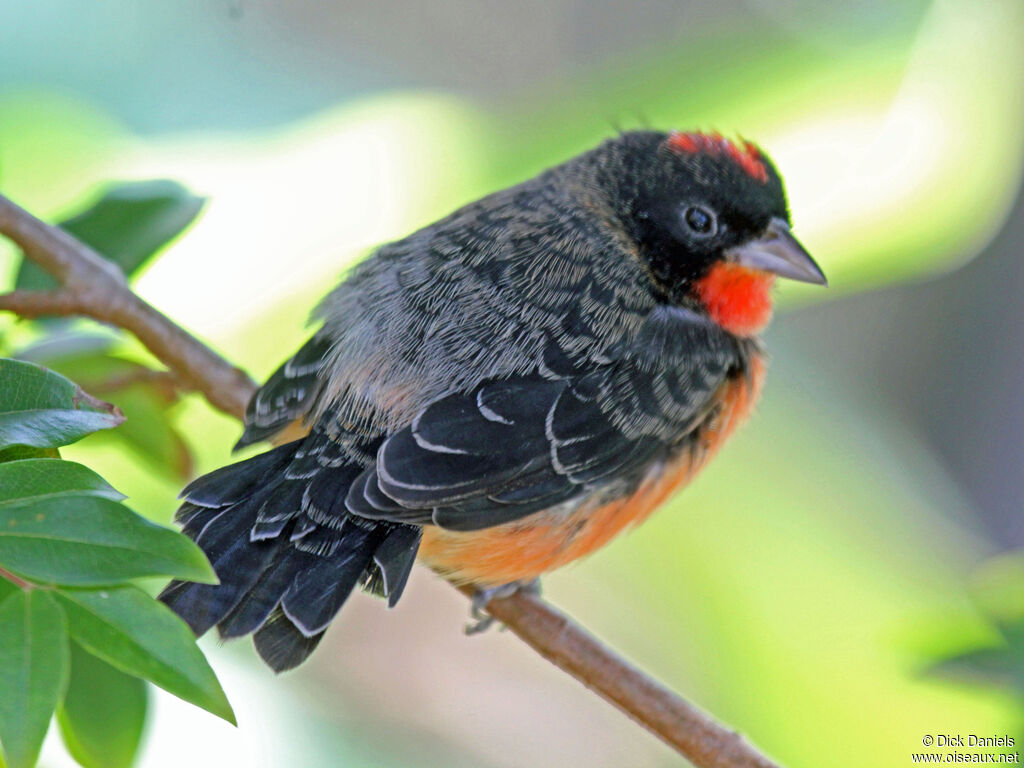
(345, 309, 740, 531)
(236, 334, 333, 449)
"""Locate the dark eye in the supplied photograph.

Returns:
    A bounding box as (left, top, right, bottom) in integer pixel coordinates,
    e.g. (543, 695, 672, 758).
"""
(683, 206, 717, 237)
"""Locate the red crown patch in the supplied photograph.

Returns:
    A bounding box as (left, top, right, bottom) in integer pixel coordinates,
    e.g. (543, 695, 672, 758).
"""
(667, 131, 768, 183)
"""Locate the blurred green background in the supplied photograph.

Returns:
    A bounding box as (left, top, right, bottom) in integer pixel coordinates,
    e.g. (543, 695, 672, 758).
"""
(2, 0, 1023, 766)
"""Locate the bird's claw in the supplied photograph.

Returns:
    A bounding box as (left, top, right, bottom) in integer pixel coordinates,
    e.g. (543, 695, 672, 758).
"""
(465, 579, 541, 635)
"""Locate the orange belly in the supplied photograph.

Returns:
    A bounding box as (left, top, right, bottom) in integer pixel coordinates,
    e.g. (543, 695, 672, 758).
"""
(418, 356, 766, 586)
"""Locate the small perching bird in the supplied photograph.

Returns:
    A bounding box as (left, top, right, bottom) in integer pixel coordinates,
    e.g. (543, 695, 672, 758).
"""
(161, 130, 826, 671)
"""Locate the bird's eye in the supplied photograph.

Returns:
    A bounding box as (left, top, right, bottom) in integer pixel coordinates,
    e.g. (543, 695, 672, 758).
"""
(683, 206, 717, 237)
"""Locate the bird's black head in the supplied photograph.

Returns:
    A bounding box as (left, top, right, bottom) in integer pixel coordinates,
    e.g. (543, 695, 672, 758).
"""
(588, 130, 825, 333)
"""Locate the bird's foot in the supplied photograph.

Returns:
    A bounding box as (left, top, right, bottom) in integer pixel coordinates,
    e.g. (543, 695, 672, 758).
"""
(465, 578, 541, 635)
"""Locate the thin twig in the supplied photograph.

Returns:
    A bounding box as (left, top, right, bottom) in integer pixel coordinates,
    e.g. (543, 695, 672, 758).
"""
(460, 585, 779, 767)
(0, 190, 781, 768)
(95, 367, 183, 400)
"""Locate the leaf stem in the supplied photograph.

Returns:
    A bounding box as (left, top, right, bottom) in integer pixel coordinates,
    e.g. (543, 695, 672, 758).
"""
(0, 566, 32, 590)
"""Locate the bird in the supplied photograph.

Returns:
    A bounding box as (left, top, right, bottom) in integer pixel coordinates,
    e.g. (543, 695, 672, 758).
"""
(160, 129, 826, 672)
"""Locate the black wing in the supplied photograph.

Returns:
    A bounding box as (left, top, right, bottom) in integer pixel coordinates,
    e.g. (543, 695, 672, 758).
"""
(236, 334, 333, 449)
(347, 308, 740, 531)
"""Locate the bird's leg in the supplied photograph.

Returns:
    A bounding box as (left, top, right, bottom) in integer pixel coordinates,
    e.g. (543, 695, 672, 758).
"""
(465, 578, 542, 635)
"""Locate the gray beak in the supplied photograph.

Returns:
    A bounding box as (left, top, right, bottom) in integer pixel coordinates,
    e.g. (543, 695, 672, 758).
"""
(727, 217, 827, 285)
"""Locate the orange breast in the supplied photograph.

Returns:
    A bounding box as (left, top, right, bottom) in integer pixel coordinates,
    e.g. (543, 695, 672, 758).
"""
(418, 356, 766, 586)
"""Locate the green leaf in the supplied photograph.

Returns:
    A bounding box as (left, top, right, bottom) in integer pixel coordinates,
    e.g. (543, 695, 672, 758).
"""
(0, 446, 60, 463)
(55, 586, 234, 724)
(928, 619, 1024, 693)
(15, 351, 193, 481)
(16, 180, 205, 290)
(57, 641, 147, 768)
(13, 331, 116, 366)
(931, 643, 1024, 690)
(29, 352, 170, 403)
(0, 359, 124, 450)
(0, 459, 124, 507)
(927, 555, 1024, 705)
(0, 496, 216, 586)
(0, 590, 69, 768)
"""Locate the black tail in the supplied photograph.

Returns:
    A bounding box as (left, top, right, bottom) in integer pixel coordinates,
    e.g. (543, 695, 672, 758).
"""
(159, 441, 421, 672)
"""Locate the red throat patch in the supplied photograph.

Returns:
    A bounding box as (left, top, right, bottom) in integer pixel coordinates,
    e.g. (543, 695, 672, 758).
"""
(694, 262, 775, 336)
(667, 131, 768, 183)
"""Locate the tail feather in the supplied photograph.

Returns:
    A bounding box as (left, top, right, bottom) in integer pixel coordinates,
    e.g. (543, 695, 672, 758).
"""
(181, 442, 296, 506)
(372, 525, 422, 607)
(176, 502, 216, 534)
(304, 469, 356, 529)
(159, 438, 422, 671)
(281, 537, 374, 637)
(250, 479, 307, 541)
(161, 532, 278, 636)
(217, 547, 310, 639)
(253, 610, 325, 672)
(163, 492, 281, 635)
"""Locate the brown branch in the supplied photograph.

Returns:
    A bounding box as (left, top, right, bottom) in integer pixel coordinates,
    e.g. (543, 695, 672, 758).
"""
(0, 191, 781, 768)
(0, 194, 255, 419)
(0, 288, 88, 316)
(461, 585, 779, 767)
